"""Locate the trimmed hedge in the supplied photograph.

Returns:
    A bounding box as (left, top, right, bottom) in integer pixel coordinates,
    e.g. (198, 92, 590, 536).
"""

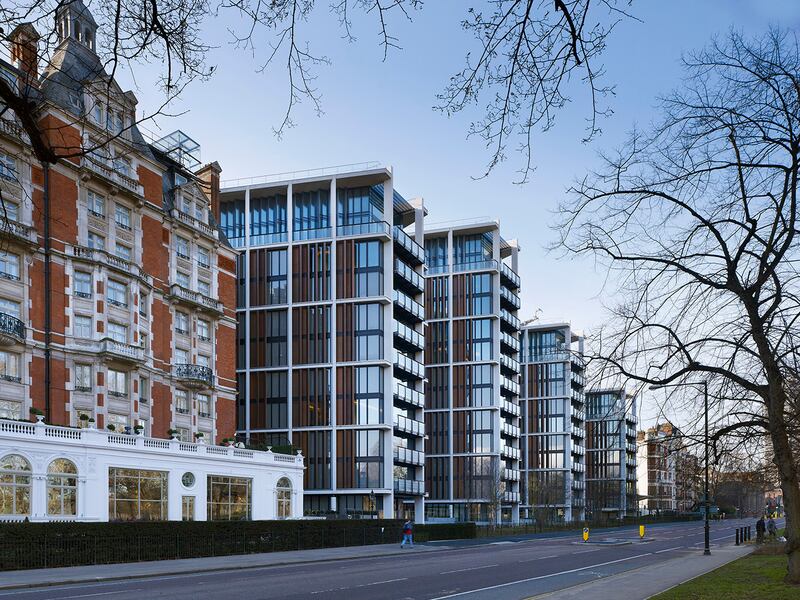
(0, 519, 476, 571)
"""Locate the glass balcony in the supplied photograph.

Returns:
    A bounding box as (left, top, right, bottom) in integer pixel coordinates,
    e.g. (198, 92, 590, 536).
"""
(174, 364, 214, 389)
(501, 421, 520, 438)
(500, 353, 520, 374)
(501, 445, 520, 460)
(339, 220, 391, 238)
(394, 259, 424, 293)
(500, 376, 520, 396)
(293, 226, 331, 241)
(250, 231, 287, 246)
(393, 290, 424, 322)
(0, 312, 25, 346)
(502, 468, 521, 482)
(394, 382, 425, 409)
(571, 462, 585, 473)
(500, 331, 520, 353)
(393, 321, 424, 351)
(394, 352, 425, 380)
(100, 338, 144, 363)
(393, 446, 425, 466)
(502, 491, 521, 503)
(500, 285, 521, 310)
(393, 478, 424, 495)
(500, 398, 521, 417)
(393, 226, 424, 265)
(500, 262, 520, 289)
(500, 309, 520, 331)
(453, 259, 498, 273)
(571, 426, 585, 439)
(393, 414, 425, 437)
(427, 264, 449, 276)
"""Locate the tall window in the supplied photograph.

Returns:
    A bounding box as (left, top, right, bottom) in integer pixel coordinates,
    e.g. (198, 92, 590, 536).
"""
(249, 310, 287, 367)
(175, 347, 190, 365)
(276, 477, 292, 519)
(249, 371, 288, 429)
(355, 430, 383, 488)
(250, 249, 288, 306)
(470, 318, 493, 361)
(337, 186, 383, 226)
(108, 468, 168, 521)
(355, 303, 383, 361)
(87, 191, 105, 218)
(176, 390, 190, 414)
(207, 475, 252, 520)
(355, 240, 383, 297)
(0, 454, 31, 516)
(470, 274, 492, 315)
(175, 236, 190, 259)
(454, 232, 492, 265)
(74, 271, 92, 297)
(87, 232, 105, 251)
(108, 369, 127, 397)
(293, 189, 329, 232)
(0, 298, 20, 319)
(107, 280, 127, 307)
(115, 243, 131, 261)
(0, 400, 20, 419)
(197, 247, 211, 269)
(0, 351, 20, 382)
(73, 315, 92, 338)
(176, 270, 190, 288)
(197, 319, 211, 341)
(220, 198, 245, 243)
(0, 153, 17, 181)
(467, 410, 494, 453)
(468, 364, 493, 407)
(0, 251, 20, 280)
(175, 311, 189, 335)
(198, 394, 211, 417)
(250, 195, 287, 241)
(355, 366, 383, 425)
(425, 237, 448, 269)
(74, 364, 92, 392)
(47, 459, 77, 516)
(139, 376, 150, 403)
(198, 280, 211, 296)
(2, 201, 19, 222)
(114, 204, 131, 230)
(107, 321, 128, 343)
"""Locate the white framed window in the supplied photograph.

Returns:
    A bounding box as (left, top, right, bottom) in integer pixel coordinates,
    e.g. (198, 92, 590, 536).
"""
(0, 251, 20, 280)
(108, 322, 128, 343)
(108, 369, 128, 398)
(0, 351, 20, 382)
(74, 271, 92, 298)
(115, 243, 131, 262)
(92, 100, 103, 124)
(194, 203, 204, 221)
(177, 427, 191, 442)
(0, 152, 17, 181)
(197, 319, 210, 341)
(139, 376, 149, 404)
(112, 155, 131, 177)
(197, 394, 211, 418)
(2, 201, 19, 223)
(88, 231, 105, 251)
(175, 390, 190, 414)
(140, 332, 148, 352)
(175, 348, 190, 365)
(73, 315, 92, 338)
(107, 279, 127, 307)
(197, 247, 210, 269)
(0, 454, 31, 515)
(107, 412, 128, 430)
(175, 236, 190, 259)
(139, 293, 148, 317)
(175, 312, 189, 335)
(0, 298, 20, 319)
(181, 197, 192, 215)
(276, 477, 292, 519)
(0, 400, 20, 419)
(197, 280, 211, 297)
(74, 364, 92, 392)
(176, 271, 190, 288)
(47, 459, 78, 516)
(87, 191, 105, 218)
(115, 204, 131, 230)
(197, 354, 210, 369)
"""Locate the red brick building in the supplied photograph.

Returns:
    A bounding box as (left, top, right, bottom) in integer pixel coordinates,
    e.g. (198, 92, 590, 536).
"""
(0, 1, 237, 442)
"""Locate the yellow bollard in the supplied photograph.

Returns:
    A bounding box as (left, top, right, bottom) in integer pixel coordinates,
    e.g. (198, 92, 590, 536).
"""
(639, 525, 645, 540)
(583, 527, 589, 542)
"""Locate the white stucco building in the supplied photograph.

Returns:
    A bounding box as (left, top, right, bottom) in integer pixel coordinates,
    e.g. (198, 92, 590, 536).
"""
(0, 418, 304, 522)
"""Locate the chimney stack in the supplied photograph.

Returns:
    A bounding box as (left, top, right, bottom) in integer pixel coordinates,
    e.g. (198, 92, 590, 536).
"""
(196, 161, 222, 223)
(9, 23, 40, 88)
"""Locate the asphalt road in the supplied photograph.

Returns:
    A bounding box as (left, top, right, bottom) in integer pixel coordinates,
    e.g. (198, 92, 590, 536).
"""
(0, 519, 768, 600)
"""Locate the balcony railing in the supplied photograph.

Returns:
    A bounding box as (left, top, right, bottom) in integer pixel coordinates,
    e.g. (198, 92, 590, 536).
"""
(502, 468, 521, 482)
(502, 491, 521, 503)
(81, 156, 144, 197)
(500, 331, 520, 353)
(427, 264, 449, 276)
(500, 398, 521, 417)
(170, 208, 217, 239)
(0, 312, 25, 346)
(100, 338, 144, 363)
(173, 364, 214, 389)
(393, 446, 424, 466)
(0, 218, 36, 245)
(571, 426, 585, 439)
(393, 321, 424, 351)
(170, 283, 223, 314)
(394, 259, 424, 293)
(338, 220, 391, 238)
(393, 353, 425, 379)
(393, 290, 424, 322)
(501, 445, 520, 460)
(572, 444, 585, 456)
(249, 231, 287, 246)
(394, 478, 424, 495)
(572, 462, 585, 473)
(500, 285, 521, 310)
(394, 382, 425, 409)
(292, 226, 331, 241)
(500, 309, 520, 331)
(500, 262, 520, 289)
(0, 118, 28, 142)
(500, 353, 520, 374)
(501, 421, 521, 438)
(453, 259, 498, 273)
(393, 414, 425, 437)
(71, 246, 152, 285)
(500, 376, 520, 396)
(393, 226, 424, 265)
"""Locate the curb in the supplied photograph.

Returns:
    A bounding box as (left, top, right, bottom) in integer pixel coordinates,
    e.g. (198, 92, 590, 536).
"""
(0, 545, 450, 592)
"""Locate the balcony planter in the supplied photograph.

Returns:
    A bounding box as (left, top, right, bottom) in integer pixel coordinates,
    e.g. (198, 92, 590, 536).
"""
(167, 428, 179, 440)
(88, 418, 96, 429)
(133, 425, 144, 436)
(107, 424, 116, 432)
(29, 407, 44, 423)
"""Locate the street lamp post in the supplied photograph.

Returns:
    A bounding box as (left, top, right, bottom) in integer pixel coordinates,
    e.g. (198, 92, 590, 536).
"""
(649, 380, 710, 556)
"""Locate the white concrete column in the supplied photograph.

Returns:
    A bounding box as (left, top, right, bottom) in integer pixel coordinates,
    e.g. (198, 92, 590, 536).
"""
(381, 175, 395, 520)
(167, 469, 183, 521)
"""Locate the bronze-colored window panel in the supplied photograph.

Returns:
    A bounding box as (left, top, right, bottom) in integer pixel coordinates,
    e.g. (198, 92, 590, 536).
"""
(452, 410, 467, 454)
(425, 321, 449, 365)
(292, 306, 330, 365)
(336, 429, 356, 489)
(452, 365, 467, 408)
(335, 304, 355, 363)
(425, 276, 448, 320)
(425, 411, 450, 455)
(425, 366, 449, 410)
(452, 274, 468, 317)
(335, 240, 356, 299)
(292, 367, 331, 427)
(292, 243, 331, 302)
(294, 430, 331, 490)
(335, 366, 356, 426)
(425, 456, 450, 501)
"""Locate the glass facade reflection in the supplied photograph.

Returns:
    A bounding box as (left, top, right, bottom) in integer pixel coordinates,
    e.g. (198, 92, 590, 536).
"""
(108, 467, 168, 521)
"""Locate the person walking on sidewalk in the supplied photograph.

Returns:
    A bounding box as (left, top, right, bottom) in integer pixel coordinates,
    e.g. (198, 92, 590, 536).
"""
(767, 517, 777, 540)
(400, 519, 414, 548)
(756, 516, 766, 543)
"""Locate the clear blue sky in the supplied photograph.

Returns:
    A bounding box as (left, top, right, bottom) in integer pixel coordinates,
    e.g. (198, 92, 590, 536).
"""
(124, 0, 799, 423)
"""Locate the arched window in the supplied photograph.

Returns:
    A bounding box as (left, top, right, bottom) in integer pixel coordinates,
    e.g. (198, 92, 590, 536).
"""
(47, 459, 78, 516)
(0, 454, 31, 516)
(276, 477, 292, 519)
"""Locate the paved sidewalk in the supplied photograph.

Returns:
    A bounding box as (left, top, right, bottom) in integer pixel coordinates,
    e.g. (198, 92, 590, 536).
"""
(528, 544, 754, 600)
(0, 543, 447, 591)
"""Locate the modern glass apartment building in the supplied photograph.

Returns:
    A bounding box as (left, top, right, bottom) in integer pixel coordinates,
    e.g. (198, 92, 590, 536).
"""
(519, 323, 586, 523)
(585, 388, 638, 521)
(219, 166, 426, 520)
(423, 221, 522, 523)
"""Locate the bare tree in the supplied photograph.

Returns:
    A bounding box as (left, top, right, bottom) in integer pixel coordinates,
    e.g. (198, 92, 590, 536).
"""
(559, 29, 800, 583)
(486, 456, 506, 527)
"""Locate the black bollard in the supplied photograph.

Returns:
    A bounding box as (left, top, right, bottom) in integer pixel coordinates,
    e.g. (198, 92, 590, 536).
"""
(748, 526, 752, 542)
(735, 528, 740, 546)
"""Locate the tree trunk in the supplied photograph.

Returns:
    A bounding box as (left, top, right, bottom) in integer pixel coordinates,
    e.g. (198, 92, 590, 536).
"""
(770, 413, 800, 584)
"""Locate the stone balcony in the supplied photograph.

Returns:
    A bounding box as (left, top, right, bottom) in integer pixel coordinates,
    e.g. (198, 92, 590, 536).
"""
(173, 364, 214, 390)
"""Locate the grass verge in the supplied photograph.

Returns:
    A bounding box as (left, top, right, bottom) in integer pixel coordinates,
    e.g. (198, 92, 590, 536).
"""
(651, 552, 798, 600)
